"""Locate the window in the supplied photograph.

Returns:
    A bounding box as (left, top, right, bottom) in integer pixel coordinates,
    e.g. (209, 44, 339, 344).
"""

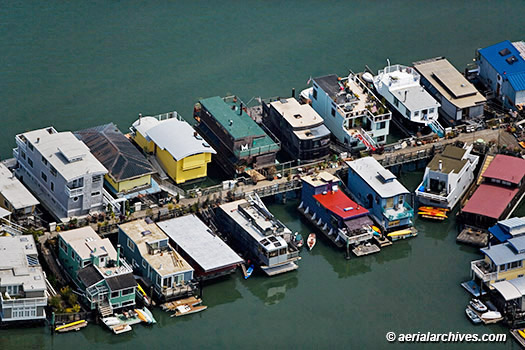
(7, 285, 20, 295)
(59, 239, 68, 253)
(92, 175, 102, 183)
(50, 165, 57, 176)
(21, 151, 26, 160)
(429, 108, 435, 114)
(121, 300, 135, 307)
(127, 238, 135, 252)
(377, 135, 386, 142)
(385, 197, 394, 209)
(41, 156, 48, 166)
(379, 121, 386, 129)
(73, 196, 79, 202)
(499, 264, 506, 272)
(28, 142, 33, 151)
(51, 182, 54, 191)
(122, 288, 134, 295)
(414, 111, 420, 117)
(313, 88, 317, 100)
(111, 291, 120, 298)
(142, 259, 147, 268)
(41, 172, 47, 182)
(111, 303, 120, 309)
(71, 249, 75, 259)
(331, 108, 336, 117)
(394, 98, 399, 108)
(28, 158, 33, 168)
(91, 191, 100, 196)
(405, 109, 410, 117)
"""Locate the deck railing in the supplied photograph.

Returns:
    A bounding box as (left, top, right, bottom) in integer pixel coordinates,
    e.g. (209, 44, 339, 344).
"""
(471, 259, 497, 282)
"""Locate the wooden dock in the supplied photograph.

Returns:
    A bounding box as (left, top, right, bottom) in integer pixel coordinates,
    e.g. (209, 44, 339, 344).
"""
(161, 296, 203, 311)
(457, 226, 488, 247)
(352, 243, 380, 257)
(240, 263, 248, 278)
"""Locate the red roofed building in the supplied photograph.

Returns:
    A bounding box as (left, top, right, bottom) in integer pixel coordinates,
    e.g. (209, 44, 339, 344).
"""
(461, 155, 525, 228)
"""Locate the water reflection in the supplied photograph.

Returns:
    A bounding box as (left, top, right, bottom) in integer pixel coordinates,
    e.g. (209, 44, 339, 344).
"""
(244, 272, 299, 305)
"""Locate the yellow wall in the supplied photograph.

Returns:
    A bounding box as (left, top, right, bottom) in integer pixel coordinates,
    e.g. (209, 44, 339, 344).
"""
(133, 131, 155, 153)
(106, 174, 152, 193)
(156, 148, 212, 184)
(486, 256, 525, 287)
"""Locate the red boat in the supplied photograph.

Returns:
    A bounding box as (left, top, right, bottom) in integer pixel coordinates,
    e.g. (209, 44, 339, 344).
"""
(307, 233, 316, 251)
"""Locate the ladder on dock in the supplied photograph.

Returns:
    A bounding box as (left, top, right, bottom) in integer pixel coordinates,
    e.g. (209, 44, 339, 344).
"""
(476, 154, 494, 185)
(429, 120, 445, 138)
(240, 263, 248, 278)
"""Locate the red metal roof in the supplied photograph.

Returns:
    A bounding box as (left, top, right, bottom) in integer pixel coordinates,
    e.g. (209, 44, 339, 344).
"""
(483, 154, 525, 184)
(313, 190, 369, 220)
(462, 184, 519, 219)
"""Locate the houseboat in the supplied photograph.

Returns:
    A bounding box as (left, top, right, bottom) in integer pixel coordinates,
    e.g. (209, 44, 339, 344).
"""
(373, 64, 442, 136)
(298, 171, 378, 256)
(415, 145, 480, 210)
(309, 72, 392, 150)
(461, 154, 525, 228)
(216, 194, 300, 276)
(347, 157, 414, 232)
(489, 217, 525, 244)
(262, 97, 331, 162)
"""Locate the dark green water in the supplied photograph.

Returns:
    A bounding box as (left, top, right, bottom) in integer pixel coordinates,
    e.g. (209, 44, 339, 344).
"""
(2, 1, 525, 349)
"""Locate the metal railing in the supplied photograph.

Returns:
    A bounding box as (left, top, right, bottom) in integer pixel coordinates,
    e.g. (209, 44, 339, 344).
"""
(471, 259, 497, 283)
(65, 186, 83, 198)
(0, 296, 47, 307)
(383, 202, 414, 220)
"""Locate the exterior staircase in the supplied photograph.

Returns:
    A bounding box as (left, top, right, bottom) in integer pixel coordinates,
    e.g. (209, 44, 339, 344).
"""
(476, 155, 494, 186)
(98, 301, 113, 317)
(429, 120, 445, 138)
(354, 129, 377, 151)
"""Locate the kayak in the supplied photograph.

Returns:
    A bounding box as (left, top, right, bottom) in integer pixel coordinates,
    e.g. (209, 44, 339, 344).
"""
(245, 265, 254, 279)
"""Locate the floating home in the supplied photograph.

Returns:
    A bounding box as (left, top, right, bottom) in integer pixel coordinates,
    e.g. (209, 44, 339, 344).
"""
(130, 112, 216, 184)
(413, 57, 486, 126)
(309, 73, 391, 150)
(57, 227, 137, 316)
(216, 195, 300, 276)
(476, 40, 525, 111)
(491, 276, 525, 325)
(415, 145, 479, 210)
(157, 214, 244, 281)
(14, 127, 107, 221)
(262, 97, 331, 162)
(0, 235, 47, 323)
(461, 154, 525, 229)
(490, 217, 525, 244)
(299, 172, 377, 255)
(465, 235, 525, 297)
(75, 123, 156, 198)
(347, 157, 413, 231)
(0, 163, 39, 220)
(194, 96, 280, 176)
(373, 64, 443, 136)
(118, 219, 195, 302)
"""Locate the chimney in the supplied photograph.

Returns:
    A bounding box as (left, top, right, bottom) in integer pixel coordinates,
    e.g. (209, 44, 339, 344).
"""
(117, 244, 121, 267)
(229, 119, 233, 126)
(239, 102, 243, 115)
(36, 137, 40, 143)
(138, 113, 142, 125)
(438, 160, 443, 171)
(292, 88, 295, 98)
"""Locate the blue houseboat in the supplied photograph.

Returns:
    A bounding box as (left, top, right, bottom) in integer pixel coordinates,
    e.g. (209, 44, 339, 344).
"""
(298, 172, 377, 255)
(347, 157, 413, 231)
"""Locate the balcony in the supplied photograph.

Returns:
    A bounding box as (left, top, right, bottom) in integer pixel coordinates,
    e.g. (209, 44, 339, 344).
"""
(15, 135, 27, 153)
(0, 294, 47, 307)
(65, 185, 84, 198)
(338, 228, 373, 245)
(471, 259, 497, 283)
(383, 202, 414, 221)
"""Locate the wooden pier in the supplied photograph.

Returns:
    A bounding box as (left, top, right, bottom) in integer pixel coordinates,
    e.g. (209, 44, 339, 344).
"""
(352, 243, 380, 256)
(457, 226, 489, 247)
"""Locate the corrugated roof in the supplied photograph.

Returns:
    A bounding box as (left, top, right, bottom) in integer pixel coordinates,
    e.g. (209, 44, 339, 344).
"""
(489, 224, 512, 243)
(199, 96, 269, 140)
(481, 236, 525, 265)
(157, 215, 243, 273)
(462, 184, 518, 219)
(347, 157, 409, 198)
(499, 217, 525, 231)
(313, 190, 369, 220)
(75, 123, 155, 183)
(509, 236, 525, 253)
(482, 154, 525, 184)
(106, 273, 136, 291)
(479, 40, 525, 76)
(77, 265, 103, 288)
(508, 72, 525, 91)
(492, 280, 522, 301)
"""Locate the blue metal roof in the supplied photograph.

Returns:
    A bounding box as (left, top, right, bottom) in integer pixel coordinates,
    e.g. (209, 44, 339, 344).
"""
(489, 224, 512, 243)
(481, 238, 525, 265)
(509, 236, 525, 254)
(479, 40, 525, 78)
(508, 73, 525, 91)
(499, 217, 525, 230)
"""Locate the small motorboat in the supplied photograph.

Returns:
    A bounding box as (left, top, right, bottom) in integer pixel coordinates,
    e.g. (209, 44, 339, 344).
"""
(480, 310, 502, 320)
(171, 304, 208, 317)
(102, 316, 119, 327)
(465, 308, 481, 324)
(307, 233, 316, 251)
(294, 232, 304, 248)
(470, 298, 488, 313)
(245, 265, 254, 279)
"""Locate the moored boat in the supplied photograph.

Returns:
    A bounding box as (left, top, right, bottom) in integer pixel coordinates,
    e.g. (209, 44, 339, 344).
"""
(469, 298, 488, 313)
(294, 232, 304, 248)
(135, 307, 156, 324)
(171, 304, 208, 317)
(465, 308, 482, 324)
(480, 310, 502, 320)
(307, 233, 316, 251)
(245, 265, 254, 279)
(55, 320, 88, 333)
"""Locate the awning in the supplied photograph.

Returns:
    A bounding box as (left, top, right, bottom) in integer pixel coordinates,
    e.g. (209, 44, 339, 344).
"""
(492, 280, 522, 301)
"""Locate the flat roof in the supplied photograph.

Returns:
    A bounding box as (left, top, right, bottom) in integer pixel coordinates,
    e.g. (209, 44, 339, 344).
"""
(482, 154, 525, 184)
(157, 215, 243, 273)
(313, 190, 369, 220)
(313, 74, 341, 99)
(132, 117, 216, 161)
(269, 98, 324, 130)
(0, 163, 39, 210)
(462, 184, 518, 219)
(481, 236, 525, 265)
(301, 171, 339, 188)
(20, 128, 107, 181)
(391, 85, 440, 112)
(293, 124, 331, 141)
(413, 58, 486, 108)
(58, 227, 117, 261)
(427, 146, 468, 174)
(347, 157, 409, 198)
(0, 235, 46, 292)
(118, 219, 193, 276)
(75, 123, 155, 182)
(200, 96, 269, 140)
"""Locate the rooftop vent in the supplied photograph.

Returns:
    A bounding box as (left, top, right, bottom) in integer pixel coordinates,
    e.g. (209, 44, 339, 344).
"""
(343, 207, 354, 212)
(293, 114, 302, 119)
(141, 230, 151, 236)
(506, 56, 518, 65)
(499, 48, 511, 56)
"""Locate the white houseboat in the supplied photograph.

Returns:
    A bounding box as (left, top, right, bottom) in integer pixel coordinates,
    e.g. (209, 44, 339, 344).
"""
(415, 145, 479, 209)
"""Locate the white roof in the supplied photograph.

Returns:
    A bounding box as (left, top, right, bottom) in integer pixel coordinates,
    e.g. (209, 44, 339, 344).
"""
(157, 215, 243, 272)
(58, 226, 117, 261)
(269, 98, 324, 129)
(492, 279, 524, 301)
(347, 157, 409, 198)
(132, 117, 216, 161)
(391, 85, 440, 112)
(0, 207, 11, 219)
(0, 235, 46, 292)
(0, 163, 39, 210)
(20, 128, 107, 181)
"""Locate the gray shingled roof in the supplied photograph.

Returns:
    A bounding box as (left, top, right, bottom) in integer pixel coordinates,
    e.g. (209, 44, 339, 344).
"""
(75, 123, 154, 183)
